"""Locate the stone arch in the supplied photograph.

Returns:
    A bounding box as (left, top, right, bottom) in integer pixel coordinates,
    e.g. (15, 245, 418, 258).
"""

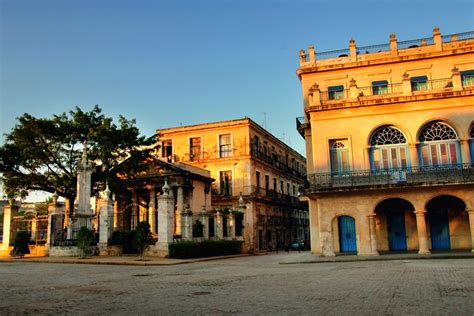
(424, 195, 469, 251)
(374, 198, 416, 252)
(331, 214, 358, 253)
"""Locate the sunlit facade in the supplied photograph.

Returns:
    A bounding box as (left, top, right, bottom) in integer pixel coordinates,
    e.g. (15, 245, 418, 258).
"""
(157, 118, 308, 252)
(297, 28, 474, 256)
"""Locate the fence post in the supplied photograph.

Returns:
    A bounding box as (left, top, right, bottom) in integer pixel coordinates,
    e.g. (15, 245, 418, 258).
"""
(0, 199, 17, 255)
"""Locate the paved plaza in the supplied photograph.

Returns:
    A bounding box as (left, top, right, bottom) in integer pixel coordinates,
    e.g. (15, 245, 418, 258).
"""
(1, 254, 473, 315)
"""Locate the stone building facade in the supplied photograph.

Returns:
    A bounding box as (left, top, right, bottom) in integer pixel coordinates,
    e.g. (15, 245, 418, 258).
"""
(157, 118, 308, 253)
(297, 28, 474, 256)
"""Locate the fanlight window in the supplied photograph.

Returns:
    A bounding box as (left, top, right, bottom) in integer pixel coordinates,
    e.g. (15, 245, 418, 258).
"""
(419, 121, 457, 142)
(419, 121, 459, 167)
(370, 126, 408, 171)
(370, 126, 407, 146)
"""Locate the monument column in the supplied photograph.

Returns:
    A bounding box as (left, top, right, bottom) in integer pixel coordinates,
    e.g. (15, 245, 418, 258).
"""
(98, 185, 114, 255)
(156, 179, 175, 257)
(414, 210, 431, 254)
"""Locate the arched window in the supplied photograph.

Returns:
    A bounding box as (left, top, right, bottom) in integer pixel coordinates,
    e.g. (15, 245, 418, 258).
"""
(419, 121, 459, 167)
(330, 139, 350, 174)
(469, 124, 474, 164)
(370, 126, 409, 170)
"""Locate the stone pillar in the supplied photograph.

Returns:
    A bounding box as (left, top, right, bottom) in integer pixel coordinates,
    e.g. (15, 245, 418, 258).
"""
(215, 210, 224, 239)
(466, 209, 474, 252)
(0, 200, 16, 253)
(98, 186, 114, 245)
(319, 229, 335, 257)
(299, 49, 306, 65)
(155, 180, 175, 257)
(308, 45, 315, 63)
(460, 139, 471, 165)
(364, 147, 371, 170)
(45, 193, 60, 252)
(349, 78, 358, 99)
(200, 206, 209, 239)
(367, 214, 379, 255)
(30, 218, 37, 241)
(402, 72, 412, 96)
(433, 27, 442, 51)
(409, 143, 420, 168)
(349, 38, 357, 61)
(148, 188, 156, 234)
(228, 213, 236, 239)
(414, 210, 431, 254)
(389, 33, 398, 55)
(176, 186, 184, 236)
(308, 83, 321, 106)
(451, 67, 463, 91)
(181, 207, 193, 240)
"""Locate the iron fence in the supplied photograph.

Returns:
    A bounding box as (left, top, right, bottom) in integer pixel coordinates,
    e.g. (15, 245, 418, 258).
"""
(357, 43, 391, 55)
(308, 164, 474, 191)
(10, 215, 48, 245)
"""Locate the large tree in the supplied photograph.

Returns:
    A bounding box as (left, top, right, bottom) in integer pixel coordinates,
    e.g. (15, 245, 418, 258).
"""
(0, 105, 155, 208)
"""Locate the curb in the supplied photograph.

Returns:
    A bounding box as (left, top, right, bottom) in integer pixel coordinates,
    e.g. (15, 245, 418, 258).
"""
(0, 254, 251, 266)
(279, 254, 474, 264)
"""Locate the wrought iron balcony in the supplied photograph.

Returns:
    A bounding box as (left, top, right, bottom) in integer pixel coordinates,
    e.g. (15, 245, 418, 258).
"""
(250, 145, 307, 179)
(307, 164, 474, 192)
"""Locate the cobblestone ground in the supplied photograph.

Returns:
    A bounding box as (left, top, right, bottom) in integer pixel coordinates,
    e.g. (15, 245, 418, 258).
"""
(1, 254, 473, 315)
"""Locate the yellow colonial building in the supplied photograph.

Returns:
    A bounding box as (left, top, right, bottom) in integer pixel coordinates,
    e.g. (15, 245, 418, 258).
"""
(297, 28, 474, 256)
(157, 118, 308, 252)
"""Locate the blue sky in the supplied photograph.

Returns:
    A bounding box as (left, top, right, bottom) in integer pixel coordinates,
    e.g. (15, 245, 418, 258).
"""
(1, 0, 473, 159)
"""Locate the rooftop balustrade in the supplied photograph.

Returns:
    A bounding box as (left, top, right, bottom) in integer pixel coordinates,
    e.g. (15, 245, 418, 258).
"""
(307, 163, 473, 193)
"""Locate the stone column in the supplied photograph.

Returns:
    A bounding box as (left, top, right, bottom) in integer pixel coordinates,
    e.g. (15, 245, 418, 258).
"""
(98, 186, 114, 245)
(460, 139, 471, 165)
(466, 209, 474, 252)
(308, 83, 321, 106)
(349, 38, 357, 62)
(155, 180, 175, 257)
(367, 214, 379, 255)
(308, 45, 315, 63)
(414, 210, 431, 254)
(215, 210, 224, 239)
(0, 200, 16, 253)
(299, 49, 306, 65)
(228, 213, 236, 239)
(181, 207, 193, 240)
(389, 33, 398, 55)
(148, 188, 156, 234)
(409, 143, 420, 168)
(200, 207, 209, 239)
(176, 186, 184, 236)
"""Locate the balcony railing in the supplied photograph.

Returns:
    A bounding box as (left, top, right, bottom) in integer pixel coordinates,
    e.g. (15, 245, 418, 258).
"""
(307, 164, 473, 192)
(248, 185, 303, 205)
(250, 145, 306, 179)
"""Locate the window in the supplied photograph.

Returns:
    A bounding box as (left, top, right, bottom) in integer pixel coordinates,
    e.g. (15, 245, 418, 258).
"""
(219, 134, 232, 158)
(330, 140, 350, 174)
(280, 180, 284, 194)
(372, 80, 389, 95)
(293, 185, 296, 196)
(286, 183, 290, 195)
(220, 171, 232, 196)
(328, 85, 345, 100)
(189, 137, 201, 161)
(161, 140, 173, 162)
(273, 178, 277, 191)
(370, 126, 408, 170)
(461, 70, 474, 87)
(256, 171, 261, 192)
(419, 121, 459, 167)
(265, 175, 270, 192)
(411, 76, 428, 91)
(470, 125, 474, 164)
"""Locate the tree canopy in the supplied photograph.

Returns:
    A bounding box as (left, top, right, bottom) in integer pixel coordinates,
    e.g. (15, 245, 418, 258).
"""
(0, 105, 155, 203)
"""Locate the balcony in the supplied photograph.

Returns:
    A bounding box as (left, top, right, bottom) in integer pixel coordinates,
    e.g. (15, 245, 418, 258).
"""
(306, 75, 474, 112)
(250, 145, 306, 179)
(307, 164, 474, 193)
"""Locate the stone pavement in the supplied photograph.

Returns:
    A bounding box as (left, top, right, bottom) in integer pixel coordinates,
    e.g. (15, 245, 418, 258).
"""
(0, 253, 473, 315)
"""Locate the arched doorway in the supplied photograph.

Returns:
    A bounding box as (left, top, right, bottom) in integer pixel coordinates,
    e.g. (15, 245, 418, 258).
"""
(337, 216, 357, 252)
(375, 198, 415, 252)
(426, 195, 467, 250)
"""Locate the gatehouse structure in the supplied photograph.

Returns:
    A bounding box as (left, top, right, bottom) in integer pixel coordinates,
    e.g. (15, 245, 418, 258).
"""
(297, 28, 474, 256)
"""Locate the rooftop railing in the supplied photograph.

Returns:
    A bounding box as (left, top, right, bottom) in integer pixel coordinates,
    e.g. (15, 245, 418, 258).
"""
(307, 164, 473, 192)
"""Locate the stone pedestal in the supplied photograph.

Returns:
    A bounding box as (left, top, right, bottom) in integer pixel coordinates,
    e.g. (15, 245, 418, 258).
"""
(155, 181, 175, 257)
(98, 187, 114, 255)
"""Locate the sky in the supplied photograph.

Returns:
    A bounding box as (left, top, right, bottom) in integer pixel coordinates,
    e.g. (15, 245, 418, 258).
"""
(1, 0, 473, 200)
